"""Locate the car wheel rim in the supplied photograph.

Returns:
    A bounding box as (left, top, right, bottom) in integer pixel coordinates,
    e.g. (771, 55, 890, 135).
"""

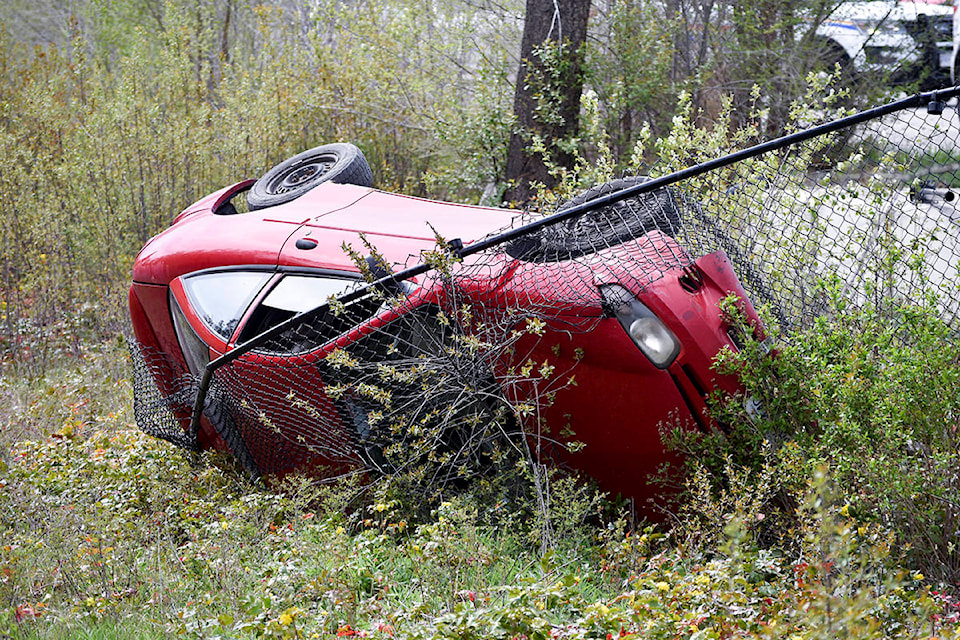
(267, 155, 336, 195)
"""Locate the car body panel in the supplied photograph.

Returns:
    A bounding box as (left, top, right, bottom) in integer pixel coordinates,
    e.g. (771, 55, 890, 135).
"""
(280, 227, 434, 272)
(281, 186, 519, 270)
(308, 188, 518, 240)
(131, 282, 182, 367)
(503, 250, 757, 500)
(133, 213, 300, 286)
(130, 180, 763, 504)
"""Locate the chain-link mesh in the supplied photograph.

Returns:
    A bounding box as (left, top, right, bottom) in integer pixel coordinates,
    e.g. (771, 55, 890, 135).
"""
(133, 91, 960, 488)
(676, 109, 960, 329)
(130, 341, 198, 452)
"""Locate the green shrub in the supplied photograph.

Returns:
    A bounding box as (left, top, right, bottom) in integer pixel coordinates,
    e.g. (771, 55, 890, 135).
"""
(4, 336, 957, 639)
(671, 290, 960, 584)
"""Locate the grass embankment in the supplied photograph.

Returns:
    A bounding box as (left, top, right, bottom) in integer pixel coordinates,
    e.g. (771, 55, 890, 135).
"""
(2, 339, 958, 639)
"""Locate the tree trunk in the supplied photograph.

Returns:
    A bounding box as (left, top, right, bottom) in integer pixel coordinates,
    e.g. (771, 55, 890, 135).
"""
(503, 0, 591, 204)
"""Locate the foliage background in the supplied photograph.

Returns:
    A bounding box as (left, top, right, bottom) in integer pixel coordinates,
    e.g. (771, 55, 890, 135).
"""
(0, 0, 905, 370)
(2, 0, 959, 637)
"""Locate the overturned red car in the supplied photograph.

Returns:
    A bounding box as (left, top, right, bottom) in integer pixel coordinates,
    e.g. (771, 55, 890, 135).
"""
(129, 143, 764, 502)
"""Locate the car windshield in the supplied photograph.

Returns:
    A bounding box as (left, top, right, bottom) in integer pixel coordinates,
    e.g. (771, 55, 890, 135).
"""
(238, 274, 358, 346)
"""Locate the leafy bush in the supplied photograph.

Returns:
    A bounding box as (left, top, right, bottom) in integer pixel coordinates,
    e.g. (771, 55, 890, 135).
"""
(669, 290, 960, 584)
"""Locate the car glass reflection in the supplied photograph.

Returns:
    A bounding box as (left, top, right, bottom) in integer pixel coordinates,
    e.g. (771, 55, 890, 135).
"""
(240, 275, 359, 348)
(261, 275, 356, 313)
(182, 271, 271, 341)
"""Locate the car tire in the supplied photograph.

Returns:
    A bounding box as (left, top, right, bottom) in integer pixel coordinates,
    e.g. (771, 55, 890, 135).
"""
(506, 176, 682, 262)
(558, 176, 682, 233)
(247, 143, 374, 211)
(819, 41, 853, 76)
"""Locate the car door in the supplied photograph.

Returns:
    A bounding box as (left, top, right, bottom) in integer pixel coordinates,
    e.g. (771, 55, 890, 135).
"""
(208, 270, 454, 478)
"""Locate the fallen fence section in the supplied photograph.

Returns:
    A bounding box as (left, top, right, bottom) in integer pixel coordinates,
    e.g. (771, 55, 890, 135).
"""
(132, 87, 960, 481)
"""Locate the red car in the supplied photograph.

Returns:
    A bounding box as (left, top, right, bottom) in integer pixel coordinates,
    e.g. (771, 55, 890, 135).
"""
(129, 143, 764, 502)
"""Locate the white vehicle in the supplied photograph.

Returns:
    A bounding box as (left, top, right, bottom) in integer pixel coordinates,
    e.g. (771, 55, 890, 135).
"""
(952, 0, 960, 81)
(817, 0, 953, 80)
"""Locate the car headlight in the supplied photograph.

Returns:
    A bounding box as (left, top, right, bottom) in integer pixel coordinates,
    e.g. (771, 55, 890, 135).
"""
(600, 284, 680, 369)
(170, 292, 210, 376)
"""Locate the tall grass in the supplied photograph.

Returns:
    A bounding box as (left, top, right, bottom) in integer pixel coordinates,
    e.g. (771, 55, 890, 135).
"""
(2, 342, 954, 639)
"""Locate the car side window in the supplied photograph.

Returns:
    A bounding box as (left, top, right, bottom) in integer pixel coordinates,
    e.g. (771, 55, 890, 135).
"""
(238, 274, 357, 345)
(181, 270, 272, 341)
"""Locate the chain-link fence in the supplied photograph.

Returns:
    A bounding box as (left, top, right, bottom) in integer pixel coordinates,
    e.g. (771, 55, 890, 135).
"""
(132, 88, 960, 492)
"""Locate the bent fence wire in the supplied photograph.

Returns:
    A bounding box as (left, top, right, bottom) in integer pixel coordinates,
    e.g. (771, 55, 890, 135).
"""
(132, 88, 960, 486)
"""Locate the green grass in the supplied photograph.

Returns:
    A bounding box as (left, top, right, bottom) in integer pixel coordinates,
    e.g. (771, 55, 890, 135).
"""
(2, 339, 957, 640)
(14, 620, 166, 640)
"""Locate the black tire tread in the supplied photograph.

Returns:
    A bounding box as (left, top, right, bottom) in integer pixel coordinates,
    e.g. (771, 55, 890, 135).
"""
(247, 143, 373, 211)
(506, 176, 682, 262)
